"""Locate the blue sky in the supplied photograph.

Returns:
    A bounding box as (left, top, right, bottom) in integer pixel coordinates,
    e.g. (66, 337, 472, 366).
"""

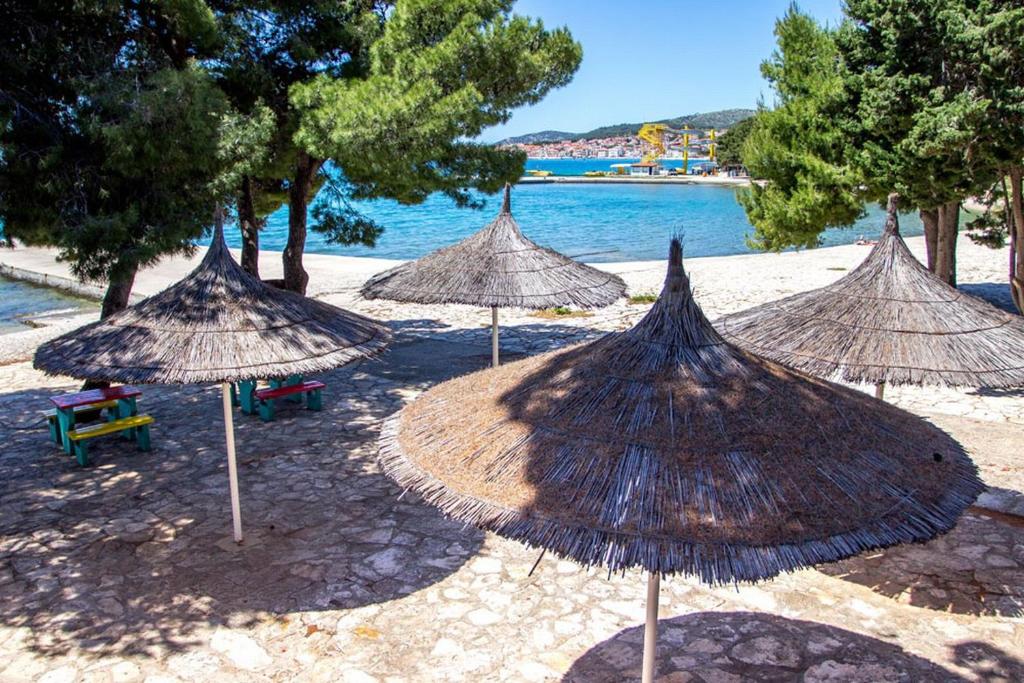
(482, 0, 845, 141)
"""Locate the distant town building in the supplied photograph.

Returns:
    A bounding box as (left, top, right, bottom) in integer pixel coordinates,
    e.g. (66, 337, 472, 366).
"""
(629, 161, 661, 176)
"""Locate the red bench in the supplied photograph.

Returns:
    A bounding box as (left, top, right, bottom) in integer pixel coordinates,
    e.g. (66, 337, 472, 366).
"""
(254, 380, 325, 422)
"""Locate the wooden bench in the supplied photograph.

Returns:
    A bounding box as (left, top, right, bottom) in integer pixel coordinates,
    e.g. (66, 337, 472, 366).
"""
(44, 399, 119, 447)
(254, 380, 325, 422)
(65, 414, 155, 466)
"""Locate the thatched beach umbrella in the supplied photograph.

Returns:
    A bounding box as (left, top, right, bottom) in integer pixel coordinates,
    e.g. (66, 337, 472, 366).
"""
(360, 183, 626, 366)
(716, 195, 1024, 399)
(378, 238, 982, 682)
(35, 216, 390, 542)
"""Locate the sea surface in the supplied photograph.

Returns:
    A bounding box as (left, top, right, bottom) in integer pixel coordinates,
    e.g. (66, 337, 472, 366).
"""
(217, 158, 924, 262)
(0, 276, 97, 335)
(524, 157, 704, 175)
(1, 160, 923, 333)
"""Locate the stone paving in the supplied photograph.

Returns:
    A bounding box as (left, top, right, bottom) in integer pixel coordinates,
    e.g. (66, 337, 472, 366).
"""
(0, 235, 1022, 681)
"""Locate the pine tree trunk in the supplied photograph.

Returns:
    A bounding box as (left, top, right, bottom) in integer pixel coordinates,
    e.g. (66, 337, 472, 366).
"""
(283, 152, 321, 295)
(1009, 166, 1024, 313)
(934, 201, 959, 287)
(920, 208, 938, 272)
(100, 264, 138, 319)
(85, 261, 138, 389)
(238, 175, 262, 279)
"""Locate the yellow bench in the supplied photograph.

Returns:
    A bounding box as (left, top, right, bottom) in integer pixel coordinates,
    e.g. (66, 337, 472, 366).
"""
(66, 414, 154, 466)
(44, 399, 120, 447)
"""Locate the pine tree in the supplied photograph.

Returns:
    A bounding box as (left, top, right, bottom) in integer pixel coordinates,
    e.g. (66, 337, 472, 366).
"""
(0, 1, 233, 316)
(213, 0, 582, 294)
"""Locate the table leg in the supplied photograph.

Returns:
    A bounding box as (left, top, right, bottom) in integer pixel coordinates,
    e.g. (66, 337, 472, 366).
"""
(238, 379, 257, 415)
(115, 397, 138, 418)
(57, 408, 75, 455)
(258, 397, 275, 422)
(270, 376, 304, 404)
(118, 397, 139, 441)
(48, 415, 62, 447)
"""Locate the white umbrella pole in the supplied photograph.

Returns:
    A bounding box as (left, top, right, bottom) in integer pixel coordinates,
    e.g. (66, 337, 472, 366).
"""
(491, 306, 500, 367)
(221, 382, 243, 543)
(642, 572, 660, 683)
(874, 381, 885, 400)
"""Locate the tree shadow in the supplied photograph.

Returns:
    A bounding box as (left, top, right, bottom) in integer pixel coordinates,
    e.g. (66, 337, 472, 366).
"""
(0, 363, 483, 658)
(367, 319, 606, 386)
(967, 386, 1024, 398)
(817, 512, 1023, 618)
(951, 640, 1024, 682)
(562, 611, 992, 682)
(5, 302, 603, 659)
(959, 282, 1017, 314)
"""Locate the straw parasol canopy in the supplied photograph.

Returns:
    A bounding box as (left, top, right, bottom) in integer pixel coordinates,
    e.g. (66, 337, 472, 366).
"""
(35, 214, 390, 541)
(715, 195, 1024, 394)
(378, 238, 982, 681)
(35, 226, 388, 384)
(360, 183, 626, 365)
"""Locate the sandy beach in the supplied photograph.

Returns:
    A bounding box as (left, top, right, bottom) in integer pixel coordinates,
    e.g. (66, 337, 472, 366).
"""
(1, 235, 1022, 681)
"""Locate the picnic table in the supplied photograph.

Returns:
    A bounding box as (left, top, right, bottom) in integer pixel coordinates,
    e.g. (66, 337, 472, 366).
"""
(233, 375, 305, 415)
(48, 386, 141, 455)
(232, 375, 324, 422)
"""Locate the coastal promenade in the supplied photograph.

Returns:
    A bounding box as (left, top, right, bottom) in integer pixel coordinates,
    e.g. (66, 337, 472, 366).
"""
(0, 237, 1022, 681)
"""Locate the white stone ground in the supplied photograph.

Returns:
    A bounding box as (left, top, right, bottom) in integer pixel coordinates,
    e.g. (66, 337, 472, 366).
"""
(0, 236, 1021, 681)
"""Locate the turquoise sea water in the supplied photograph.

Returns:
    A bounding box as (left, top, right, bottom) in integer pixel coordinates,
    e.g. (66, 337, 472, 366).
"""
(217, 158, 923, 262)
(524, 157, 704, 175)
(0, 276, 97, 334)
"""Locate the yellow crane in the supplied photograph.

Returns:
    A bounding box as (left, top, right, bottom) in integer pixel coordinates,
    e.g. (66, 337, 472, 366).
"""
(637, 123, 717, 175)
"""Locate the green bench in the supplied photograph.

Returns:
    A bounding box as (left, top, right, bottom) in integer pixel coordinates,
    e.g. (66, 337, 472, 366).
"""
(65, 414, 155, 466)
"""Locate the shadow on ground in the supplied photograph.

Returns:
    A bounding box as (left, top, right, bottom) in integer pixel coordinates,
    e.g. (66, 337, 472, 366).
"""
(364, 318, 605, 385)
(968, 385, 1024, 399)
(0, 317, 604, 659)
(817, 513, 1023, 618)
(0, 360, 483, 659)
(562, 611, 1023, 682)
(959, 282, 1017, 314)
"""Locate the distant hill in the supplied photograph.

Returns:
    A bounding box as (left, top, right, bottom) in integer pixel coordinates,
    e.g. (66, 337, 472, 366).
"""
(498, 109, 756, 144)
(498, 130, 577, 144)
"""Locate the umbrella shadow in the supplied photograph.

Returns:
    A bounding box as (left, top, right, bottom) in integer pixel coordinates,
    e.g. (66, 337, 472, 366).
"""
(816, 511, 1023, 618)
(958, 282, 1018, 314)
(967, 386, 1024, 398)
(0, 367, 483, 658)
(368, 318, 607, 386)
(562, 611, 1018, 682)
